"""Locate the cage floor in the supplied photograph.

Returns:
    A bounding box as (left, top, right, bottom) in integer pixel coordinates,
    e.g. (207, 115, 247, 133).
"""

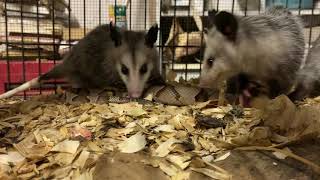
(0, 92, 319, 179)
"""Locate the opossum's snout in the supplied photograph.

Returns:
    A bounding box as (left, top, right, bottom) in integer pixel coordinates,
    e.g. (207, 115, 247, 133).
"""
(198, 57, 226, 89)
(118, 61, 152, 99)
(127, 78, 144, 98)
(199, 58, 215, 88)
(128, 90, 143, 98)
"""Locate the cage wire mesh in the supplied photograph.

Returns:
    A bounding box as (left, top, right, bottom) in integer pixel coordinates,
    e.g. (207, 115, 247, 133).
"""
(0, 0, 319, 98)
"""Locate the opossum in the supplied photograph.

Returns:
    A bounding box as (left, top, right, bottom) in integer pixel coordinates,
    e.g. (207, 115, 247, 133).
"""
(288, 35, 320, 101)
(199, 6, 305, 102)
(0, 22, 164, 99)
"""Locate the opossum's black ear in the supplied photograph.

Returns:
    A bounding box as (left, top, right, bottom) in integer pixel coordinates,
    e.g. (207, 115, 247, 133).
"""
(145, 24, 158, 48)
(109, 22, 122, 47)
(203, 28, 209, 34)
(208, 10, 238, 41)
(207, 9, 218, 29)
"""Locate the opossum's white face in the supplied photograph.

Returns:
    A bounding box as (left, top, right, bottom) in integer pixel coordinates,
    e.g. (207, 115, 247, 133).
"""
(199, 10, 239, 89)
(199, 27, 238, 89)
(110, 23, 159, 98)
(116, 51, 154, 98)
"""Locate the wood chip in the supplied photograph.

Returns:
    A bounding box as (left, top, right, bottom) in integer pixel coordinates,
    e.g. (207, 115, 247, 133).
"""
(118, 132, 147, 153)
(0, 151, 25, 165)
(154, 138, 180, 157)
(214, 151, 231, 162)
(0, 90, 320, 179)
(73, 150, 90, 170)
(191, 168, 231, 180)
(51, 140, 80, 154)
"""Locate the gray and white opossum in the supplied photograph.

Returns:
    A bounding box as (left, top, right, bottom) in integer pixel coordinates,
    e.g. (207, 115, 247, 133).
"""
(0, 23, 164, 99)
(199, 6, 305, 103)
(288, 35, 320, 101)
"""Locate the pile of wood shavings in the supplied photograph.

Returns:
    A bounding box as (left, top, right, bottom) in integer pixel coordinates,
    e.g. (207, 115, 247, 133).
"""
(0, 94, 319, 180)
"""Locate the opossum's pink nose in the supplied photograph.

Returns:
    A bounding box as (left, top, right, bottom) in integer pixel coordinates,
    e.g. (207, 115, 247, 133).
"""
(128, 91, 142, 98)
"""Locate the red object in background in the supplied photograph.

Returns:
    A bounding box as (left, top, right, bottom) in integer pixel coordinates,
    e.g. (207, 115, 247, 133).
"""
(0, 60, 67, 96)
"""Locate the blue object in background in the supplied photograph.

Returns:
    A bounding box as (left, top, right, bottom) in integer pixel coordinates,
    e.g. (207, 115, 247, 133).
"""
(265, 0, 314, 9)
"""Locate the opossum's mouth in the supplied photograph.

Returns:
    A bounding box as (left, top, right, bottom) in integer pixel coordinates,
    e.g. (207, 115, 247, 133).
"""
(226, 72, 270, 107)
(237, 82, 269, 107)
(238, 89, 252, 107)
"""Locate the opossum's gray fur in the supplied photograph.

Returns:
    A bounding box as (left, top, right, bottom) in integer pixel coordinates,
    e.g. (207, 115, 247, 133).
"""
(200, 6, 305, 98)
(0, 23, 164, 99)
(289, 35, 320, 101)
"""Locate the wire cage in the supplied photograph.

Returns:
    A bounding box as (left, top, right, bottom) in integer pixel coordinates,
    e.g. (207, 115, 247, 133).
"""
(0, 0, 319, 98)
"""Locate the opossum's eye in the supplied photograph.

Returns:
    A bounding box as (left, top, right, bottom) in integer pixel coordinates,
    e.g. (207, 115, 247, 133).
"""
(121, 64, 129, 75)
(207, 57, 215, 67)
(140, 63, 148, 75)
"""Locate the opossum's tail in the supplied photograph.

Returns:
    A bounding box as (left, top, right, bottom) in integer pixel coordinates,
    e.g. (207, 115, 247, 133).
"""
(0, 63, 65, 99)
